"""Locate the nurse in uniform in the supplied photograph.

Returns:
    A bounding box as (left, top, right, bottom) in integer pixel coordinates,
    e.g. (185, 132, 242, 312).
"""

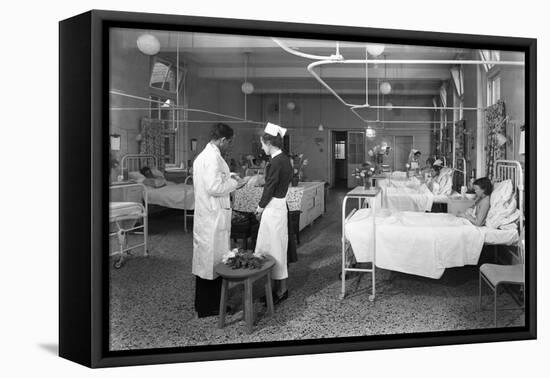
(254, 123, 293, 304)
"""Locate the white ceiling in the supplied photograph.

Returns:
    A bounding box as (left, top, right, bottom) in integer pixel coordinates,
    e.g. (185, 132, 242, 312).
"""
(117, 28, 521, 96)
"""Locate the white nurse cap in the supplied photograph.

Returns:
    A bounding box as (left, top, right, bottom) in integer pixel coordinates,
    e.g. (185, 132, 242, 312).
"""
(264, 122, 287, 137)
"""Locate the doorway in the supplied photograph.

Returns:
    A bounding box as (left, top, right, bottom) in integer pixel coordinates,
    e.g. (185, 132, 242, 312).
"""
(394, 136, 414, 171)
(332, 131, 348, 188)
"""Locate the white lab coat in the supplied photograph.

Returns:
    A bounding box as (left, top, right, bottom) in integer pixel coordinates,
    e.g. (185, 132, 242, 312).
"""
(192, 143, 238, 280)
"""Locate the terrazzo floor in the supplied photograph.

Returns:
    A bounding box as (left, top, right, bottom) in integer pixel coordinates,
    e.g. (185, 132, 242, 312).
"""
(109, 188, 524, 351)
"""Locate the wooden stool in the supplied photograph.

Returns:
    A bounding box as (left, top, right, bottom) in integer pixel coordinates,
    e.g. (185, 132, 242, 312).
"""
(214, 256, 275, 334)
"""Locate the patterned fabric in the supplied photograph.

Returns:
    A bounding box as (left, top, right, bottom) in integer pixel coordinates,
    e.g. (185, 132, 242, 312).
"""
(233, 185, 305, 212)
(139, 118, 166, 171)
(485, 100, 506, 180)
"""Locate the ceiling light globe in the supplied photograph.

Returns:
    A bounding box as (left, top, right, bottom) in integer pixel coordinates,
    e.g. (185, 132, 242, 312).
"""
(366, 44, 385, 57)
(241, 81, 254, 95)
(380, 81, 392, 95)
(136, 34, 161, 55)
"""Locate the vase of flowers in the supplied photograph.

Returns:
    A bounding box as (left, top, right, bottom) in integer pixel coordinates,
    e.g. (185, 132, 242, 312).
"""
(368, 143, 391, 174)
(353, 162, 375, 189)
(290, 153, 308, 186)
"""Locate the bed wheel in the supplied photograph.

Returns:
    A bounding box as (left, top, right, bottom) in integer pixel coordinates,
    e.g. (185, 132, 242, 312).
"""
(339, 293, 345, 300)
(368, 294, 375, 302)
(114, 259, 123, 269)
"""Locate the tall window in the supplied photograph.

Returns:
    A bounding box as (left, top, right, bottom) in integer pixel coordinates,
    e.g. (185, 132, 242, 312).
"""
(149, 95, 176, 164)
(479, 50, 501, 72)
(487, 75, 501, 106)
(150, 58, 182, 92)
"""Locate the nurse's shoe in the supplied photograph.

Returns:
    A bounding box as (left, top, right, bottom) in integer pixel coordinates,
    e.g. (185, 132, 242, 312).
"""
(273, 291, 289, 306)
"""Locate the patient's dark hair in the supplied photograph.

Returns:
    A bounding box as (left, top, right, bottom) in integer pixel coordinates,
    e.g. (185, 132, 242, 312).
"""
(261, 133, 284, 149)
(210, 123, 234, 141)
(473, 177, 493, 195)
(140, 166, 153, 178)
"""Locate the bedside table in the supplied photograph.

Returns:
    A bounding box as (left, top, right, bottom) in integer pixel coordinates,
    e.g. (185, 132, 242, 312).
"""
(447, 198, 475, 215)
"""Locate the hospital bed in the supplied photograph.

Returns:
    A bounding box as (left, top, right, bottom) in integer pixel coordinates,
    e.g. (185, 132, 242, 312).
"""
(121, 154, 195, 232)
(375, 158, 468, 212)
(341, 159, 523, 300)
(109, 183, 148, 269)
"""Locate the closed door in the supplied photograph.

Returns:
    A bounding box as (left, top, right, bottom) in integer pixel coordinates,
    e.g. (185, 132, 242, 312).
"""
(347, 131, 365, 188)
(394, 136, 413, 171)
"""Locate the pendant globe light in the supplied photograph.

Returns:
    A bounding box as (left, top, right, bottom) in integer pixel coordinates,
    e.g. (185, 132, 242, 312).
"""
(380, 54, 391, 95)
(137, 33, 161, 55)
(318, 68, 324, 131)
(241, 53, 254, 95)
(366, 43, 385, 57)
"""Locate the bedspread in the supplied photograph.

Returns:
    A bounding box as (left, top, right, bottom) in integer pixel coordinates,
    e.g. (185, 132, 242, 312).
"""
(146, 182, 194, 210)
(344, 209, 487, 279)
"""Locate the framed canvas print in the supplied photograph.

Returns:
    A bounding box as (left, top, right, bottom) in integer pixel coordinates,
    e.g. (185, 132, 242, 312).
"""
(59, 9, 537, 368)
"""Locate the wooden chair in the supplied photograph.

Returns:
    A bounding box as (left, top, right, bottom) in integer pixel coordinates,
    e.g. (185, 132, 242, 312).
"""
(479, 239, 525, 327)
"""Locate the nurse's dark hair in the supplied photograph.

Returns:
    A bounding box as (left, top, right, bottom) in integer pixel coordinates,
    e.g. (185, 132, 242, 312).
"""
(473, 177, 493, 195)
(261, 133, 284, 149)
(210, 123, 234, 140)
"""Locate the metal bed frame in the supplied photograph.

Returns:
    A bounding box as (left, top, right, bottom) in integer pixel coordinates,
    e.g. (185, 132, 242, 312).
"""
(121, 154, 194, 232)
(340, 159, 524, 301)
(109, 182, 148, 269)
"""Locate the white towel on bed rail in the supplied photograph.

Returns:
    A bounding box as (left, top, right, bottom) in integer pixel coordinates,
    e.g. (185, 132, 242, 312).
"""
(344, 209, 486, 279)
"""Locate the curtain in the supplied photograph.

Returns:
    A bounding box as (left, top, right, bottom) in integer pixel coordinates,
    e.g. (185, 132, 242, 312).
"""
(140, 118, 166, 171)
(485, 100, 506, 180)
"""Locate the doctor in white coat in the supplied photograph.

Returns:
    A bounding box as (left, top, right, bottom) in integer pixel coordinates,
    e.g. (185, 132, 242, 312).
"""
(192, 123, 245, 318)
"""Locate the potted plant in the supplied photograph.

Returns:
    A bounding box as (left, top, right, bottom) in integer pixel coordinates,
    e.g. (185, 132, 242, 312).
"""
(290, 153, 307, 186)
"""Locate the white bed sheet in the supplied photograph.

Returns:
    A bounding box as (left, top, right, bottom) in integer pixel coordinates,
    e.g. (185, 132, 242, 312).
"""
(109, 202, 144, 221)
(146, 181, 194, 210)
(483, 227, 519, 245)
(381, 184, 434, 212)
(344, 209, 487, 279)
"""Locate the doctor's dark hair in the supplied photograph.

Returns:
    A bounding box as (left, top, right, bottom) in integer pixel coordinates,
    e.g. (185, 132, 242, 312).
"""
(210, 123, 234, 141)
(473, 177, 493, 195)
(261, 133, 284, 150)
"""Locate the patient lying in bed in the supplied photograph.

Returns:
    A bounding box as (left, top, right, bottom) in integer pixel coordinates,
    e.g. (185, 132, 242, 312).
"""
(140, 166, 167, 188)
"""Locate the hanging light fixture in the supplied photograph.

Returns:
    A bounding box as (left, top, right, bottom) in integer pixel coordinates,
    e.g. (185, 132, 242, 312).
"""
(137, 33, 161, 55)
(318, 68, 324, 132)
(385, 101, 393, 110)
(366, 127, 376, 138)
(241, 52, 254, 95)
(380, 54, 392, 95)
(366, 43, 385, 57)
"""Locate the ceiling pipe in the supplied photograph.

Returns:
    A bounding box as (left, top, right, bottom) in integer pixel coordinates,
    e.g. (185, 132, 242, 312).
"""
(271, 38, 343, 61)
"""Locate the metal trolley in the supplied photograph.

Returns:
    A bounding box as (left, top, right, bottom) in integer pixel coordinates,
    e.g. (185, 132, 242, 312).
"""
(340, 186, 381, 301)
(109, 182, 148, 268)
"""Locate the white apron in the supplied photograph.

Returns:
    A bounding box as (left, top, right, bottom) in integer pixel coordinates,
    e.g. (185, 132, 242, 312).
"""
(255, 197, 288, 279)
(192, 143, 237, 280)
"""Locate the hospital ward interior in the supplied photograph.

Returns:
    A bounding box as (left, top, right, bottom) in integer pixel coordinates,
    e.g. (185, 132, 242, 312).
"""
(108, 28, 527, 350)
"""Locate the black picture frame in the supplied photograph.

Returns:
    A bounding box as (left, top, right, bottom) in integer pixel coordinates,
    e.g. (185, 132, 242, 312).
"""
(59, 9, 537, 368)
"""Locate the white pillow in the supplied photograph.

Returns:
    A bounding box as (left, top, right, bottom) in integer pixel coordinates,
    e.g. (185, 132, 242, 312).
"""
(128, 171, 145, 183)
(150, 167, 164, 178)
(486, 180, 518, 229)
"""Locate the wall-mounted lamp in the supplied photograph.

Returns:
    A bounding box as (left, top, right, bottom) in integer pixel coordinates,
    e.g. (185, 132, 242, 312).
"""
(110, 134, 121, 151)
(190, 138, 198, 151)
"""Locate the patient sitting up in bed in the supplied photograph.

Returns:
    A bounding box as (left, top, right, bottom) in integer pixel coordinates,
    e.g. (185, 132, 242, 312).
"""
(140, 166, 167, 188)
(457, 177, 493, 226)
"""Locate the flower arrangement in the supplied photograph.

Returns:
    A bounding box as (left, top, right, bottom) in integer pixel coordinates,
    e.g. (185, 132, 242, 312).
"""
(222, 248, 266, 270)
(367, 143, 391, 174)
(353, 162, 375, 189)
(290, 153, 308, 186)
